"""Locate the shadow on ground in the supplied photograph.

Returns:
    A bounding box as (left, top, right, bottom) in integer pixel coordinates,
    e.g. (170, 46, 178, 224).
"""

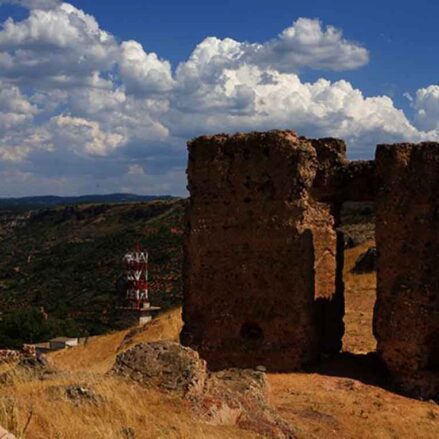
(305, 352, 391, 388)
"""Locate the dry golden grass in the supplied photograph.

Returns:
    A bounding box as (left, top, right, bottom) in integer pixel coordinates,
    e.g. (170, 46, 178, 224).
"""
(0, 370, 257, 439)
(342, 239, 377, 353)
(0, 361, 18, 375)
(50, 307, 183, 373)
(1, 308, 236, 438)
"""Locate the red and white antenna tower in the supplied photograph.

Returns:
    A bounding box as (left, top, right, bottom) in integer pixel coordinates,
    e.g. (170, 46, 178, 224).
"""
(123, 243, 149, 310)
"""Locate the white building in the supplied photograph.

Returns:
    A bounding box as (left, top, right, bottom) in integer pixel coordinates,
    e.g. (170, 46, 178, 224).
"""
(49, 337, 79, 351)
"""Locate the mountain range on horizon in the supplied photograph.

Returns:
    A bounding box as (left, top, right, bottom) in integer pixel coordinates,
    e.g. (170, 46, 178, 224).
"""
(0, 193, 177, 210)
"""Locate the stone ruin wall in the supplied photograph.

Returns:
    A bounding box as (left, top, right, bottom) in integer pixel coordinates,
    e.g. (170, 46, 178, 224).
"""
(0, 349, 22, 363)
(181, 129, 439, 399)
(181, 131, 320, 371)
(374, 143, 439, 398)
(0, 345, 36, 363)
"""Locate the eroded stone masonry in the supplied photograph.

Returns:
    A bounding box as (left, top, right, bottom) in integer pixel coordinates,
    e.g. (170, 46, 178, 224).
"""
(374, 143, 439, 398)
(181, 129, 439, 399)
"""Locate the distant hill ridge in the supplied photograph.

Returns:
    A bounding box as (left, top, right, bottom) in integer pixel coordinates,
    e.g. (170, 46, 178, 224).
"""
(0, 193, 175, 210)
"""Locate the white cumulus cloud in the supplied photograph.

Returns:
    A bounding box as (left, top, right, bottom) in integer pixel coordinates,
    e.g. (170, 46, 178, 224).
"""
(246, 17, 369, 72)
(50, 115, 125, 156)
(413, 85, 439, 132)
(0, 0, 60, 10)
(119, 40, 175, 95)
(0, 3, 118, 86)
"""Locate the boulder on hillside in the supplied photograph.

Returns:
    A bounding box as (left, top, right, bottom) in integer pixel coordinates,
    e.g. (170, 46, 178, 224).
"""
(111, 342, 207, 399)
(352, 247, 377, 273)
(201, 368, 295, 437)
(112, 342, 295, 437)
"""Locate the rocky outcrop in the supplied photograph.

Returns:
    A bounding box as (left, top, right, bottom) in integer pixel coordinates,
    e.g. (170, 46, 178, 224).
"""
(374, 142, 439, 399)
(200, 368, 295, 437)
(111, 342, 206, 399)
(112, 341, 295, 438)
(47, 384, 104, 407)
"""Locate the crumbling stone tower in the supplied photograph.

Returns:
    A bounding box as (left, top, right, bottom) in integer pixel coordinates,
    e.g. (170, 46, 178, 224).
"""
(181, 130, 372, 371)
(181, 130, 439, 398)
(374, 142, 439, 398)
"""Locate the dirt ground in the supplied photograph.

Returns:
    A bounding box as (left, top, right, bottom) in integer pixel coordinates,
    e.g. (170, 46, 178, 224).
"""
(267, 240, 439, 438)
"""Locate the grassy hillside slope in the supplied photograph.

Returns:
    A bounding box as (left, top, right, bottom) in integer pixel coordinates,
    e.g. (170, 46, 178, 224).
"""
(0, 199, 184, 347)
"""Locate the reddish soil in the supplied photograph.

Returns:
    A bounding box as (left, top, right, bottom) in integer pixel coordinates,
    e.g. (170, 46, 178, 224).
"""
(267, 240, 439, 438)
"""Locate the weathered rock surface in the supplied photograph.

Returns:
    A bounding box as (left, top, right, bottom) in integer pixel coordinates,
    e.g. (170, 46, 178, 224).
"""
(112, 342, 207, 398)
(332, 161, 376, 202)
(0, 350, 22, 363)
(0, 426, 15, 439)
(201, 368, 295, 438)
(112, 341, 294, 438)
(374, 142, 439, 399)
(182, 130, 351, 371)
(47, 384, 104, 406)
(309, 137, 375, 203)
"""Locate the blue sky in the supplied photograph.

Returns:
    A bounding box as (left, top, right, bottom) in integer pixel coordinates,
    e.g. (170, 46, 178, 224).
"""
(0, 0, 438, 196)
